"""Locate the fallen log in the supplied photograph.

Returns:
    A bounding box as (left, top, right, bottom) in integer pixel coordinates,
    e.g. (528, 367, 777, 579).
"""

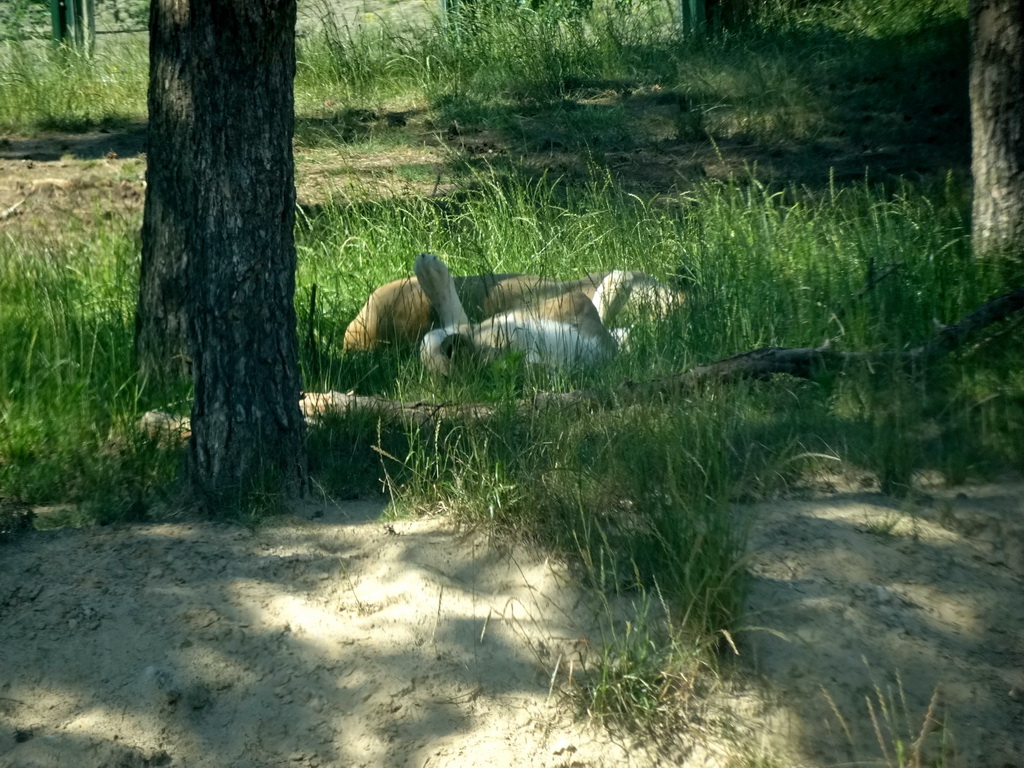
(141, 285, 1024, 435)
(607, 284, 1024, 402)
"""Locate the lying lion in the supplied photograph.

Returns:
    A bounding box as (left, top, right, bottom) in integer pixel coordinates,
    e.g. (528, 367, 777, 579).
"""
(343, 253, 683, 374)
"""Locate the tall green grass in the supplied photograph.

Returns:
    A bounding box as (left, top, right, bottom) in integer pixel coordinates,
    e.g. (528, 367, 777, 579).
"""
(2, 0, 1012, 736)
(292, 170, 1021, 724)
(0, 38, 147, 133)
(3, 170, 1018, 732)
(298, 172, 990, 380)
(5, 170, 1011, 516)
(0, 215, 180, 520)
(1, 0, 967, 159)
(291, 0, 967, 156)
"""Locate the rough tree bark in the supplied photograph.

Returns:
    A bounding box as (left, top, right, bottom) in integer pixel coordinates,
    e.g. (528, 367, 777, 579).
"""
(970, 0, 1024, 258)
(136, 0, 190, 382)
(141, 0, 308, 504)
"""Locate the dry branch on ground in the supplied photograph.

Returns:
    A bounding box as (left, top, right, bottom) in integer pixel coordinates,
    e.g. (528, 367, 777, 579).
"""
(141, 286, 1024, 436)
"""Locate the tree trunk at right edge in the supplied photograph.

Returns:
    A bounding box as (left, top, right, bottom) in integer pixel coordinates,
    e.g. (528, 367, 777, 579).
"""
(970, 0, 1024, 259)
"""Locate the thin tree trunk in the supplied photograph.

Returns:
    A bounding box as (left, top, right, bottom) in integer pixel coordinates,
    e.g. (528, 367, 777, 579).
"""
(136, 0, 190, 382)
(970, 0, 1024, 258)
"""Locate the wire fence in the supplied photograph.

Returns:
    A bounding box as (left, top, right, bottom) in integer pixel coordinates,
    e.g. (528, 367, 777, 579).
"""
(0, 0, 149, 40)
(0, 0, 435, 43)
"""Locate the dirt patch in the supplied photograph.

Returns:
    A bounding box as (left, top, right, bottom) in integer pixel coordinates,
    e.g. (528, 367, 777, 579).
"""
(0, 127, 147, 163)
(0, 129, 147, 239)
(0, 122, 457, 236)
(295, 144, 454, 204)
(739, 482, 1024, 767)
(0, 501, 660, 768)
(1, 484, 1021, 767)
(0, 61, 972, 237)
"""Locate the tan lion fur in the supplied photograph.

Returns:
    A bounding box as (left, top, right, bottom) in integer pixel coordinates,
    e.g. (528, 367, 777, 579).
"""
(342, 270, 617, 351)
(343, 252, 686, 374)
(413, 254, 620, 375)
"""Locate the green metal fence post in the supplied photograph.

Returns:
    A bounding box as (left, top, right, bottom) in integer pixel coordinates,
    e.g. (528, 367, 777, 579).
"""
(49, 0, 95, 52)
(678, 0, 705, 38)
(50, 0, 68, 43)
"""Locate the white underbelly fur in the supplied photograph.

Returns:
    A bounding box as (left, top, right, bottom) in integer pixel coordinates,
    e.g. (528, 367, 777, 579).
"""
(421, 314, 612, 375)
(484, 315, 610, 368)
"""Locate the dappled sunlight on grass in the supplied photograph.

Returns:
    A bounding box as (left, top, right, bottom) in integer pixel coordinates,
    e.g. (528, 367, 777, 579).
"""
(5, 1, 1023, 761)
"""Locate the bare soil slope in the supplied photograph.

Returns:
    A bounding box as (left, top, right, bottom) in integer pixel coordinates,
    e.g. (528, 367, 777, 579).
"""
(0, 501, 645, 768)
(738, 482, 1024, 766)
(2, 483, 1022, 767)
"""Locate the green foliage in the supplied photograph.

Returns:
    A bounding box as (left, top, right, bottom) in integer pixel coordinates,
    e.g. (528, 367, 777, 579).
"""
(292, 169, 1022, 730)
(582, 588, 716, 731)
(2, 0, 968, 154)
(4, 165, 1016, 730)
(0, 0, 49, 41)
(2, 0, 1014, 737)
(0, 38, 147, 133)
(0, 217, 181, 520)
(288, 0, 967, 159)
(762, 0, 967, 37)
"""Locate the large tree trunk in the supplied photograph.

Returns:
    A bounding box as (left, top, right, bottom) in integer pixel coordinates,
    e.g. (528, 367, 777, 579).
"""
(970, 0, 1024, 258)
(143, 0, 308, 504)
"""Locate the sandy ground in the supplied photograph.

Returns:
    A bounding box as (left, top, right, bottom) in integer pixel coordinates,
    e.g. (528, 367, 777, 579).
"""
(2, 482, 1023, 768)
(740, 482, 1024, 767)
(0, 500, 664, 768)
(0, 502, 611, 768)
